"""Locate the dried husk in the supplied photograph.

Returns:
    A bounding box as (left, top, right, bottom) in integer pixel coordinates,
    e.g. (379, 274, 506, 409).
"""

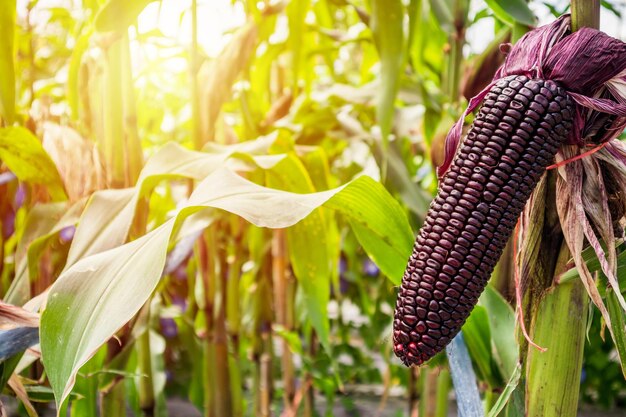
(0, 301, 39, 330)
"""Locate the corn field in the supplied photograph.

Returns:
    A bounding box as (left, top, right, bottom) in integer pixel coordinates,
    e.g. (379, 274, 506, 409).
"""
(2, 0, 626, 416)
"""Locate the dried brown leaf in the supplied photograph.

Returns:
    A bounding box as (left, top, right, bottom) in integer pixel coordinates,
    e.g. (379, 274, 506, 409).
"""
(0, 301, 39, 330)
(555, 147, 613, 332)
(199, 21, 258, 143)
(8, 375, 37, 417)
(260, 92, 293, 131)
(42, 122, 105, 201)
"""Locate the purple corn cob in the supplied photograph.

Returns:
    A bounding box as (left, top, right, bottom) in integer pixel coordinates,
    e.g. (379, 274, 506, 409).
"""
(393, 74, 574, 366)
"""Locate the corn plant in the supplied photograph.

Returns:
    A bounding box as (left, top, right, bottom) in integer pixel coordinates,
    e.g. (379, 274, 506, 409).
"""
(0, 1, 626, 417)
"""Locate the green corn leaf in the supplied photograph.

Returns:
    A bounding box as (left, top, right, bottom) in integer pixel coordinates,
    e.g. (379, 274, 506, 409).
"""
(371, 141, 431, 220)
(0, 0, 16, 124)
(463, 305, 502, 387)
(5, 201, 82, 306)
(70, 347, 107, 417)
(289, 218, 332, 350)
(67, 29, 93, 120)
(485, 0, 535, 27)
(369, 0, 406, 145)
(267, 155, 336, 353)
(487, 363, 522, 417)
(287, 0, 311, 94)
(326, 177, 414, 285)
(65, 138, 278, 270)
(0, 127, 66, 201)
(94, 0, 156, 33)
(607, 288, 626, 379)
(41, 167, 411, 411)
(480, 285, 518, 379)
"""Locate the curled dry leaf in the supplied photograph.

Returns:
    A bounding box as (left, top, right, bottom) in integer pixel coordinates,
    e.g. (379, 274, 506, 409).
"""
(0, 301, 39, 330)
(41, 122, 105, 202)
(8, 375, 37, 417)
(260, 91, 293, 131)
(199, 21, 258, 143)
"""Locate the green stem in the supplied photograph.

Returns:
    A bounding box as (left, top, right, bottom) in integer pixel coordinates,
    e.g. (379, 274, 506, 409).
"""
(571, 0, 600, 31)
(120, 32, 142, 185)
(435, 368, 450, 417)
(103, 39, 125, 188)
(526, 244, 588, 417)
(99, 378, 127, 417)
(255, 257, 273, 417)
(408, 367, 420, 416)
(214, 240, 233, 417)
(419, 367, 439, 417)
(303, 331, 316, 417)
(227, 222, 244, 417)
(137, 326, 155, 417)
(444, 0, 467, 103)
(520, 172, 564, 356)
(272, 229, 296, 411)
(199, 230, 217, 417)
(191, 0, 203, 150)
(26, 2, 35, 107)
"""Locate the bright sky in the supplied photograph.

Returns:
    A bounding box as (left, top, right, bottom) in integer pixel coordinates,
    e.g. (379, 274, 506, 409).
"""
(136, 0, 246, 57)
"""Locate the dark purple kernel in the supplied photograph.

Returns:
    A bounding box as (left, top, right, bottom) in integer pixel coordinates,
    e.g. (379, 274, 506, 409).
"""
(426, 321, 440, 329)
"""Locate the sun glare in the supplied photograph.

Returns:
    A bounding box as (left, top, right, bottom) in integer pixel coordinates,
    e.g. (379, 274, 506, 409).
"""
(137, 0, 247, 57)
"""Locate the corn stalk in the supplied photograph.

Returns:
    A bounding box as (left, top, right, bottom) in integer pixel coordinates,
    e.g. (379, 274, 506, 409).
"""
(522, 2, 599, 415)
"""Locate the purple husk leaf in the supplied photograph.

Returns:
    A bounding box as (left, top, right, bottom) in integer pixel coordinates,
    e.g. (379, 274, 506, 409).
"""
(543, 29, 626, 94)
(438, 83, 495, 177)
(439, 15, 626, 177)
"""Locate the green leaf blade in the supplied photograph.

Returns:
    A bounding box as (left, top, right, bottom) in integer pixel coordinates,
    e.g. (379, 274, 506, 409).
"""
(326, 175, 414, 285)
(41, 167, 408, 409)
(94, 0, 156, 33)
(369, 0, 406, 142)
(485, 0, 535, 27)
(0, 1, 16, 124)
(0, 127, 66, 201)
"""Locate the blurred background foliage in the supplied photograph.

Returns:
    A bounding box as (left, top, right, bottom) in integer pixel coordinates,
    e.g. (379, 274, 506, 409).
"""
(1, 0, 626, 416)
